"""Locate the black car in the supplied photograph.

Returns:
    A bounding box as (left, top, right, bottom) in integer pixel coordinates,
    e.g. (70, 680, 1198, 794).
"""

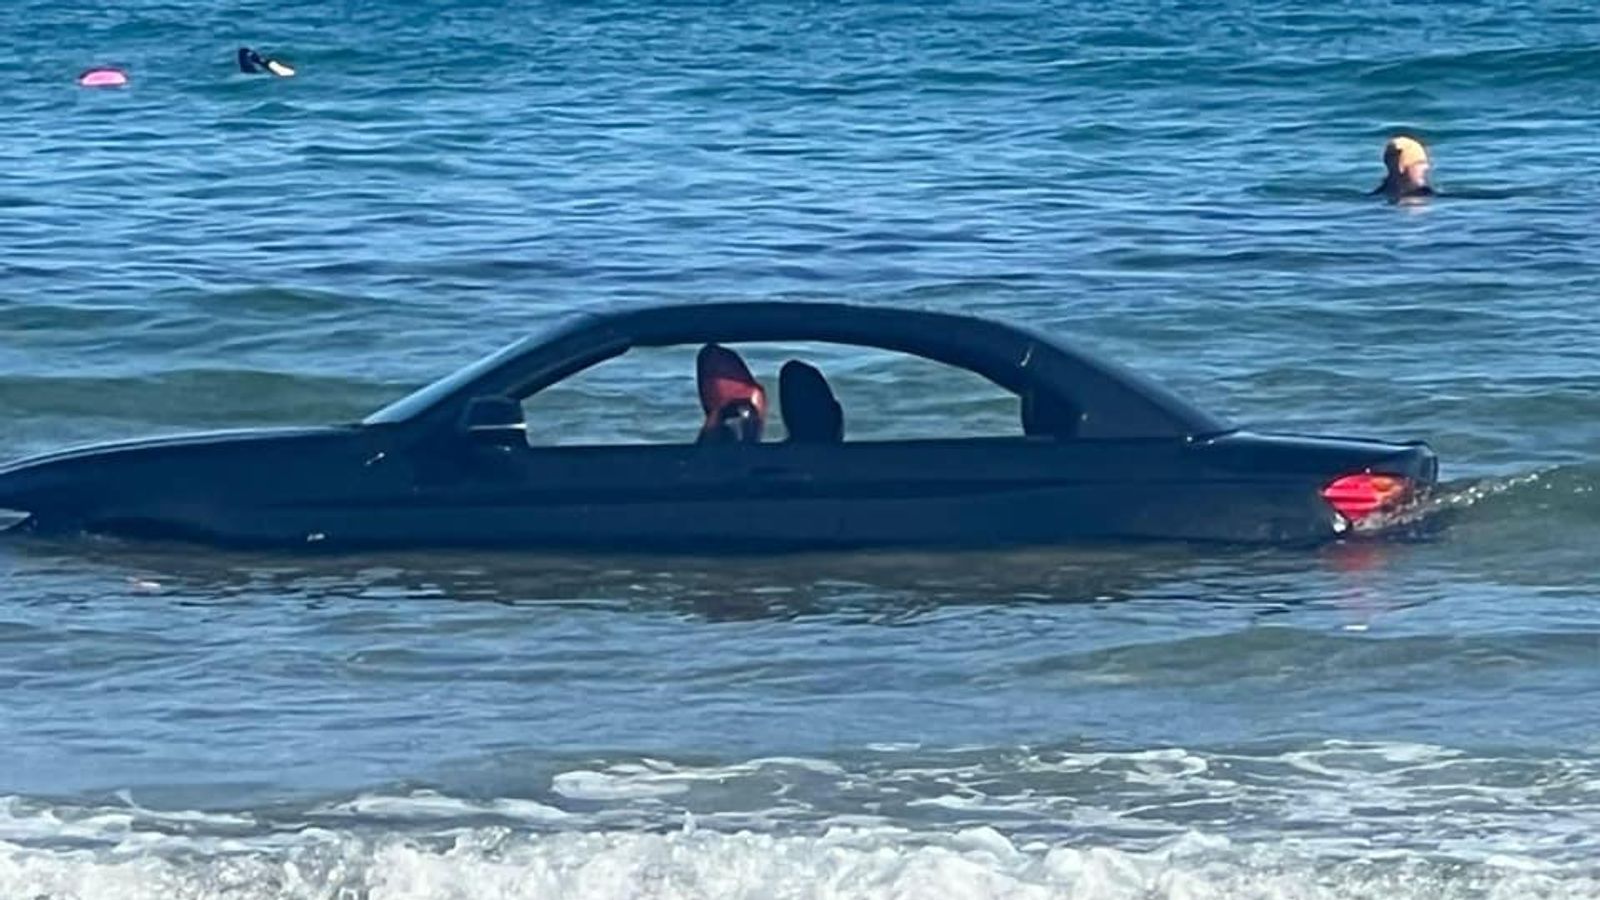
(0, 301, 1437, 550)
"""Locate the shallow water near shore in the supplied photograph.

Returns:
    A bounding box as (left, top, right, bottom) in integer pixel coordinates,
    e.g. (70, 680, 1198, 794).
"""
(3, 0, 1600, 896)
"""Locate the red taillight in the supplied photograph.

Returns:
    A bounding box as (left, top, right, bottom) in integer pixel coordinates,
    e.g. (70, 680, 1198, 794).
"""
(1322, 474, 1410, 522)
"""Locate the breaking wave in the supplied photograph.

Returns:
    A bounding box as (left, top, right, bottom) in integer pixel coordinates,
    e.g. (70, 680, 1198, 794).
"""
(7, 740, 1600, 898)
(2, 823, 1597, 900)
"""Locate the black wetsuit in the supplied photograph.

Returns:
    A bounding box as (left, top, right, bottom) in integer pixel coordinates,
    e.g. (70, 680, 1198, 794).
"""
(1372, 182, 1435, 200)
(238, 47, 291, 75)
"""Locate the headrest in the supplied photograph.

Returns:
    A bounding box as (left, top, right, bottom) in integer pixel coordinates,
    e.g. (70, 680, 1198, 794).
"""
(697, 344, 766, 443)
(779, 360, 843, 443)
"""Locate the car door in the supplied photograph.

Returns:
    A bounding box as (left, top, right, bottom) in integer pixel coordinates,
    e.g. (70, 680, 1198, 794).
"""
(806, 436, 1196, 545)
(406, 436, 842, 550)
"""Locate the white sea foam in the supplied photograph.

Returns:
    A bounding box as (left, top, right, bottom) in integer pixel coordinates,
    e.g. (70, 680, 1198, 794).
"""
(5, 741, 1600, 897)
(1, 826, 1597, 900)
(315, 790, 571, 823)
(517, 742, 1600, 867)
(550, 756, 847, 802)
(552, 770, 691, 801)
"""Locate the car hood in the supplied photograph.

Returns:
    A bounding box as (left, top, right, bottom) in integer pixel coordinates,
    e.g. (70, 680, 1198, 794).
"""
(0, 426, 360, 476)
(0, 425, 394, 532)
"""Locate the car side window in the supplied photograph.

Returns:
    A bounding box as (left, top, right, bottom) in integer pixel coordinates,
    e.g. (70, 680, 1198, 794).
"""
(793, 348, 1020, 442)
(520, 346, 695, 446)
(517, 343, 1032, 446)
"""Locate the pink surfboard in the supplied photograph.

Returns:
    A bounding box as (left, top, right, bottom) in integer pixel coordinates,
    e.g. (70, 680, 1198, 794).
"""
(78, 68, 129, 88)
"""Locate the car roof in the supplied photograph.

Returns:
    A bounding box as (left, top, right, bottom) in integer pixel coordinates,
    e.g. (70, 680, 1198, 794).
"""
(365, 300, 1230, 439)
(591, 300, 1037, 347)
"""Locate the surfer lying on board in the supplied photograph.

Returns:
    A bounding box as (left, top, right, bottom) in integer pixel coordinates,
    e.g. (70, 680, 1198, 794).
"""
(238, 47, 295, 77)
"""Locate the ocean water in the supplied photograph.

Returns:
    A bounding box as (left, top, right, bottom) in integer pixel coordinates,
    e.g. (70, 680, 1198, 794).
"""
(3, 0, 1600, 896)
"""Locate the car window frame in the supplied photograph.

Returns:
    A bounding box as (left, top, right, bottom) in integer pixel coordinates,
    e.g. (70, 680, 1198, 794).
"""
(362, 303, 1230, 441)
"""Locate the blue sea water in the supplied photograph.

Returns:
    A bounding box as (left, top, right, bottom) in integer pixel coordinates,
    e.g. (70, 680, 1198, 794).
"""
(3, 0, 1600, 896)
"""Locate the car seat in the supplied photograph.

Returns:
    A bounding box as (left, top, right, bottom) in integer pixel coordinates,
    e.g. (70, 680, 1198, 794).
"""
(697, 344, 767, 444)
(779, 360, 844, 443)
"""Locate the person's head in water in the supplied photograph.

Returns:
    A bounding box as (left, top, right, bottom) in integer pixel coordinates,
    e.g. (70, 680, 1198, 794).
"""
(1376, 135, 1432, 201)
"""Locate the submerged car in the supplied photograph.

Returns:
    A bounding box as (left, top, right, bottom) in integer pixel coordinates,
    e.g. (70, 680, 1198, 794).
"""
(0, 301, 1437, 550)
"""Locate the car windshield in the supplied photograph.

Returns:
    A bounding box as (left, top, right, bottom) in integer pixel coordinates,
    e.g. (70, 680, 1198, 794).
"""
(363, 314, 587, 425)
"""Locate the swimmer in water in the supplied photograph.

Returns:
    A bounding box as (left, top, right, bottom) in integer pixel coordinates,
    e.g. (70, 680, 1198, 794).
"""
(237, 47, 295, 78)
(1374, 135, 1433, 202)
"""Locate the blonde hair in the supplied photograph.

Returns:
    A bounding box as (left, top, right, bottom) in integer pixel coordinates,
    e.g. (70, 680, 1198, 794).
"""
(1384, 136, 1429, 173)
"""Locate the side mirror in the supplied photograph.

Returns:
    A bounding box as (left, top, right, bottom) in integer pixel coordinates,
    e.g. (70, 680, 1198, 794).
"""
(1021, 390, 1084, 439)
(459, 396, 527, 447)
